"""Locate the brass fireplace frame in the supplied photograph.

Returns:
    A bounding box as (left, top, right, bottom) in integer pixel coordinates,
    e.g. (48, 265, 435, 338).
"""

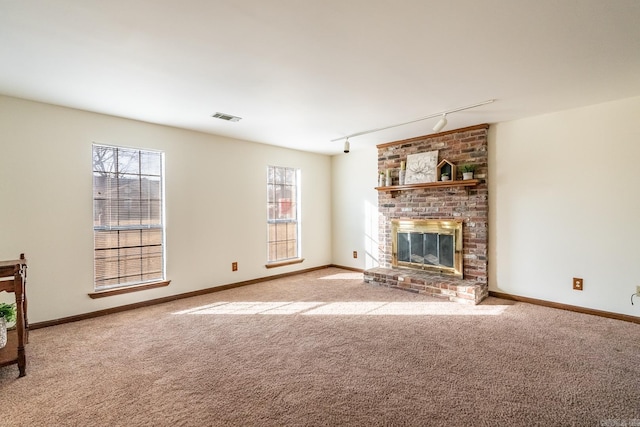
(391, 219, 463, 277)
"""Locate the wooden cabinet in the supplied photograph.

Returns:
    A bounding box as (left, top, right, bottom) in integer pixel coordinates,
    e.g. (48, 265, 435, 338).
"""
(0, 254, 28, 377)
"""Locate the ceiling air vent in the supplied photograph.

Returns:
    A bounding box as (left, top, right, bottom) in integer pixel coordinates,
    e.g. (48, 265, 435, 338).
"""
(212, 112, 242, 122)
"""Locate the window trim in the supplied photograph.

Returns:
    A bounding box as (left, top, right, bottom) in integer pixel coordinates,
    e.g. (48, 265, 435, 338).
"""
(264, 258, 304, 269)
(88, 280, 171, 299)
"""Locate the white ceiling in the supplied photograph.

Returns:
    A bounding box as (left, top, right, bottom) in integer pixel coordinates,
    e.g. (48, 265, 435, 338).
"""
(1, 0, 639, 155)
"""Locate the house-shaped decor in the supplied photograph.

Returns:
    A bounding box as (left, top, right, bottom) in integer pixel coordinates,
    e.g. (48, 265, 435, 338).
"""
(436, 159, 456, 181)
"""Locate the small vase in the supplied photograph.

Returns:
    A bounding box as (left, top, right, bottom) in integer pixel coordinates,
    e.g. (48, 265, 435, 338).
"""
(399, 170, 405, 185)
(463, 172, 474, 180)
(0, 317, 6, 349)
(441, 175, 450, 181)
(378, 174, 385, 187)
(385, 176, 392, 187)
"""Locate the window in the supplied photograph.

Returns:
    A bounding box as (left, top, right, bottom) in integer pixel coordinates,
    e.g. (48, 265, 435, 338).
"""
(267, 166, 300, 264)
(92, 144, 165, 290)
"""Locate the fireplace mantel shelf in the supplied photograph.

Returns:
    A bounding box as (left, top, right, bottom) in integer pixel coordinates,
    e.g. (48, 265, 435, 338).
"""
(375, 179, 480, 192)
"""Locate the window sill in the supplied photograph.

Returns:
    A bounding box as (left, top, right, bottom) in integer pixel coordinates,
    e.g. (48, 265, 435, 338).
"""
(265, 258, 305, 269)
(88, 280, 171, 299)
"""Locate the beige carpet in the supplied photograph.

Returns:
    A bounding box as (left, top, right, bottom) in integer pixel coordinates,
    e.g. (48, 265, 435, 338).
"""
(1, 267, 639, 426)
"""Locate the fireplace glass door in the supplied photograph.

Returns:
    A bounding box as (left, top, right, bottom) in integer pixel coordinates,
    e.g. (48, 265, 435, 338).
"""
(397, 232, 454, 268)
(392, 219, 462, 277)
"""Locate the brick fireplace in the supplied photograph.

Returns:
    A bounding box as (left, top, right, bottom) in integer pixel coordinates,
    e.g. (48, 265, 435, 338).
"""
(363, 124, 489, 305)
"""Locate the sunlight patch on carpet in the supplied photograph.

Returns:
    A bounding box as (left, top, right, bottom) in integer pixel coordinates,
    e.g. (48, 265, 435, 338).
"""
(172, 301, 509, 316)
(303, 301, 508, 316)
(318, 272, 364, 280)
(172, 301, 323, 315)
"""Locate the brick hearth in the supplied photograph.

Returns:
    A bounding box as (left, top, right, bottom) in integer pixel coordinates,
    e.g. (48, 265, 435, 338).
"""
(365, 124, 489, 305)
(364, 267, 488, 305)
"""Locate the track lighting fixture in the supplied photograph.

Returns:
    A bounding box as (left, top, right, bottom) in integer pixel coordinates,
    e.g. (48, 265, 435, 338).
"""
(432, 114, 448, 132)
(331, 99, 495, 149)
(343, 138, 350, 153)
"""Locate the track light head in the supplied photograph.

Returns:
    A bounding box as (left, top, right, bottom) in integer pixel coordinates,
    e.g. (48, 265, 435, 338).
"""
(343, 138, 350, 153)
(433, 114, 448, 132)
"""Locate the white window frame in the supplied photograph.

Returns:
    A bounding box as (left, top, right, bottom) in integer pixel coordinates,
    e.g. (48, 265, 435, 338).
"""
(266, 165, 302, 267)
(92, 143, 166, 291)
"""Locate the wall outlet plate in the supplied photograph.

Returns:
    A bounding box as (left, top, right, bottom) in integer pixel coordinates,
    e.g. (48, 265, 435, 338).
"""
(573, 277, 583, 291)
(636, 285, 640, 294)
(232, 262, 238, 272)
(353, 251, 358, 258)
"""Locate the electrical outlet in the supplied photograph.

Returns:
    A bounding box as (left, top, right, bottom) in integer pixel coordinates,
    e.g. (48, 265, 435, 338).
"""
(636, 285, 640, 294)
(232, 262, 238, 272)
(353, 251, 358, 259)
(573, 277, 583, 291)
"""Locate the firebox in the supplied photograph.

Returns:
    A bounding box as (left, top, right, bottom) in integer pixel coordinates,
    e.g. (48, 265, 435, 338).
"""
(391, 219, 463, 277)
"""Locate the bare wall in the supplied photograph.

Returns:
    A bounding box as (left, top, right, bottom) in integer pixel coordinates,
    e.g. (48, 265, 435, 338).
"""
(4, 94, 639, 322)
(0, 95, 332, 322)
(489, 95, 640, 316)
(332, 95, 640, 317)
(330, 148, 378, 270)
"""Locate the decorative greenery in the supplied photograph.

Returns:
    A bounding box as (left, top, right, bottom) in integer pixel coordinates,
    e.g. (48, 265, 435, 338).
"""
(441, 172, 450, 177)
(460, 164, 476, 173)
(0, 302, 16, 323)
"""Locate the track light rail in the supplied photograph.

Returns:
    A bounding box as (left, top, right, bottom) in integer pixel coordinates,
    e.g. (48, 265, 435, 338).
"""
(330, 99, 495, 142)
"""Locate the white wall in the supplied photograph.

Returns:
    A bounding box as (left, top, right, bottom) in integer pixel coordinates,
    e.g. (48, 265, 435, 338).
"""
(0, 95, 332, 322)
(490, 96, 640, 316)
(4, 94, 639, 322)
(330, 96, 640, 318)
(330, 147, 379, 270)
